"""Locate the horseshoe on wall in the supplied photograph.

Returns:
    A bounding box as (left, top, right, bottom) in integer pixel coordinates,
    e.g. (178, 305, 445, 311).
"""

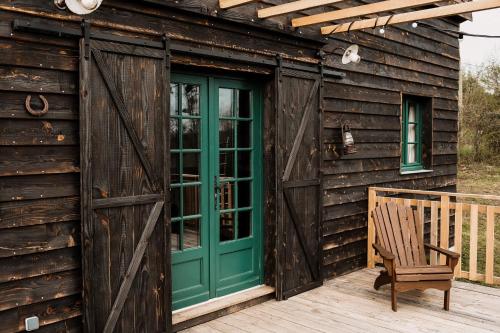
(25, 95, 49, 117)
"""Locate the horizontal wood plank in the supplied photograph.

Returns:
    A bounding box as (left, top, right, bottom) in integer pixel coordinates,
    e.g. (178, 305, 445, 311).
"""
(0, 270, 81, 312)
(0, 220, 80, 258)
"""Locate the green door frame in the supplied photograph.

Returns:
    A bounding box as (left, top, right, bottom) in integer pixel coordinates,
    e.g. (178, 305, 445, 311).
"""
(171, 73, 263, 310)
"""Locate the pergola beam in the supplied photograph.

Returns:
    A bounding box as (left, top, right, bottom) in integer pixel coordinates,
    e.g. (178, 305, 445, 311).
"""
(292, 0, 443, 27)
(219, 0, 258, 9)
(258, 0, 347, 19)
(321, 0, 500, 34)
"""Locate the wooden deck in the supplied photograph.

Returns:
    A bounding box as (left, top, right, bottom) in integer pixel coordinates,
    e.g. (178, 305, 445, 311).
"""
(181, 268, 500, 333)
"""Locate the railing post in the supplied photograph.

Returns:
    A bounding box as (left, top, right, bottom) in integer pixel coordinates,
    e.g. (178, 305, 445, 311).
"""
(469, 204, 479, 281)
(485, 206, 495, 284)
(430, 201, 439, 265)
(439, 195, 450, 265)
(454, 203, 463, 278)
(367, 187, 376, 268)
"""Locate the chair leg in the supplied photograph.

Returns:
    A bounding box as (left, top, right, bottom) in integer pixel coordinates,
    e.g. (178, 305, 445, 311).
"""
(374, 270, 391, 290)
(444, 289, 450, 311)
(391, 281, 397, 312)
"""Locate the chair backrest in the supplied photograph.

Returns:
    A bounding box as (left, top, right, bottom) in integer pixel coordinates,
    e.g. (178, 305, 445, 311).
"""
(372, 201, 426, 267)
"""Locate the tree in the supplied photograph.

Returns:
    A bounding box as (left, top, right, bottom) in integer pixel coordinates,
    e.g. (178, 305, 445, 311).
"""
(460, 59, 500, 163)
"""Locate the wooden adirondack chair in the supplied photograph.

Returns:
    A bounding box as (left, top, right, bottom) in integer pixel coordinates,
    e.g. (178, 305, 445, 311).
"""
(371, 201, 460, 311)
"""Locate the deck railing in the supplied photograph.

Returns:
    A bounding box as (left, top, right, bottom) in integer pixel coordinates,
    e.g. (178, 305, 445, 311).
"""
(367, 187, 500, 285)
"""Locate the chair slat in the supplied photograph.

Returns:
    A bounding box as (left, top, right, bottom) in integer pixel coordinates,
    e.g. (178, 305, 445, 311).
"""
(430, 201, 439, 265)
(469, 204, 479, 281)
(372, 207, 387, 251)
(386, 202, 407, 266)
(374, 206, 391, 254)
(406, 206, 425, 265)
(397, 204, 414, 267)
(415, 201, 427, 263)
(379, 204, 400, 265)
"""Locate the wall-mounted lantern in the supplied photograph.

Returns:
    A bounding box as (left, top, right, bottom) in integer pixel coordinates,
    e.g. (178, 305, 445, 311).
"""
(317, 44, 362, 65)
(54, 0, 103, 14)
(341, 122, 357, 155)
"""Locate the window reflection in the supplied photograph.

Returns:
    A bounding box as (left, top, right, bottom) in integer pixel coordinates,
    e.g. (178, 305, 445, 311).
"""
(238, 181, 251, 208)
(170, 153, 180, 185)
(220, 212, 235, 241)
(219, 182, 235, 210)
(219, 120, 234, 148)
(183, 186, 200, 216)
(238, 90, 251, 118)
(238, 211, 251, 239)
(184, 219, 200, 249)
(171, 187, 181, 219)
(237, 151, 251, 178)
(170, 119, 179, 149)
(219, 88, 233, 117)
(237, 121, 251, 148)
(181, 84, 200, 116)
(170, 84, 179, 115)
(183, 153, 200, 182)
(171, 222, 180, 250)
(220, 152, 234, 179)
(182, 119, 199, 149)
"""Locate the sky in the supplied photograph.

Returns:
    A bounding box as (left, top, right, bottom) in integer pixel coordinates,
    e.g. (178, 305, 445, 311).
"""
(459, 8, 500, 70)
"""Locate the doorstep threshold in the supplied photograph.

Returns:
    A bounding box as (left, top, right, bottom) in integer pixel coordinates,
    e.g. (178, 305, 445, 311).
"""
(172, 285, 275, 331)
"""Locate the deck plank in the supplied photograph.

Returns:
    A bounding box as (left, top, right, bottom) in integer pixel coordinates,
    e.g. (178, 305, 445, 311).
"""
(181, 269, 500, 333)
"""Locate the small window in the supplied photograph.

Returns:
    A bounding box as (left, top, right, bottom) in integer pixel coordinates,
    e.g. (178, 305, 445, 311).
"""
(401, 96, 432, 172)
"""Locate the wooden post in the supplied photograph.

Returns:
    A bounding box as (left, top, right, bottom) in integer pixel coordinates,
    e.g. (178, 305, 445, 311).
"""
(469, 204, 479, 281)
(430, 201, 439, 265)
(417, 200, 425, 245)
(440, 196, 450, 265)
(485, 206, 495, 284)
(454, 203, 463, 277)
(367, 188, 377, 268)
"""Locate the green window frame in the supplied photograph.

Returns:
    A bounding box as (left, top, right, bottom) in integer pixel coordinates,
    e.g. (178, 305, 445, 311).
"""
(401, 97, 424, 171)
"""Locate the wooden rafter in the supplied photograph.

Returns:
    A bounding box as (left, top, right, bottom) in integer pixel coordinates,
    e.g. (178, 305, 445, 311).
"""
(292, 0, 443, 27)
(258, 0, 347, 19)
(219, 0, 258, 9)
(321, 0, 500, 34)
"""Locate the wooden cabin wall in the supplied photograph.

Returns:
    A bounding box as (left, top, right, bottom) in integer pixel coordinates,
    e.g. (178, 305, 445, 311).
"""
(0, 1, 320, 331)
(320, 21, 460, 278)
(0, 14, 82, 333)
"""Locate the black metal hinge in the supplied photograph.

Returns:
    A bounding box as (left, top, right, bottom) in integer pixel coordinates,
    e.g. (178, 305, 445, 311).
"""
(82, 19, 90, 59)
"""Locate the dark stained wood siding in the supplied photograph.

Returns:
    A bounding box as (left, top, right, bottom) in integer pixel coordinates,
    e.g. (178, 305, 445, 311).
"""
(0, 21, 82, 332)
(0, 0, 461, 331)
(321, 19, 460, 277)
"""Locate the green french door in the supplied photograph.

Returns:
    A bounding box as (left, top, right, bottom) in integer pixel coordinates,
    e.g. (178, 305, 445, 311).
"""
(170, 74, 263, 310)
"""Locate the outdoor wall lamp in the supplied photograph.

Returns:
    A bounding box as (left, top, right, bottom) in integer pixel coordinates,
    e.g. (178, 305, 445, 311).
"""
(54, 0, 103, 14)
(318, 44, 361, 65)
(341, 121, 357, 155)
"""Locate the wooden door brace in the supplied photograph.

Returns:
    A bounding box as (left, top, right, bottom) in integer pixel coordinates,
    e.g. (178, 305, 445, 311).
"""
(102, 201, 164, 333)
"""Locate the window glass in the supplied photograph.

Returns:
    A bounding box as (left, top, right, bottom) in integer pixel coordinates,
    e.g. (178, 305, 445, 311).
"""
(401, 97, 426, 171)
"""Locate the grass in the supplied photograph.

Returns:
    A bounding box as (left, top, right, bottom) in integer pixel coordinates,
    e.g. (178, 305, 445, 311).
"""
(456, 163, 500, 285)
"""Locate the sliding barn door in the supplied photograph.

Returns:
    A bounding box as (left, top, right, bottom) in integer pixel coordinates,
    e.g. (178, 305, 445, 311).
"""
(276, 68, 322, 299)
(80, 39, 170, 332)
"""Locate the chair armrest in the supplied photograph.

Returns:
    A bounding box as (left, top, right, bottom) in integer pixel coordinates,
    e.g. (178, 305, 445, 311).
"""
(372, 243, 395, 260)
(424, 243, 460, 259)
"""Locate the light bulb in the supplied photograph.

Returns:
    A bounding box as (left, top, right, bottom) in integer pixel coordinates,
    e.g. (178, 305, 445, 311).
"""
(350, 53, 361, 64)
(81, 0, 98, 9)
(379, 27, 385, 34)
(412, 22, 418, 28)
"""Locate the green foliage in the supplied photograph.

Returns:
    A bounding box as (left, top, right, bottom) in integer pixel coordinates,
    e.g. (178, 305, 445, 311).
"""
(460, 59, 500, 164)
